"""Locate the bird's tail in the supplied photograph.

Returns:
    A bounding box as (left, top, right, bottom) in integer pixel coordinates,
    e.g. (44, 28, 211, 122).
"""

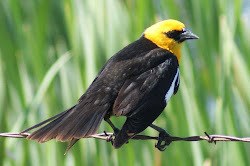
(22, 104, 107, 144)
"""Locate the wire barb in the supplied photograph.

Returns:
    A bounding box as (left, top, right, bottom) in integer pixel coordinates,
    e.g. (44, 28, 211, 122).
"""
(204, 131, 216, 144)
(103, 131, 114, 144)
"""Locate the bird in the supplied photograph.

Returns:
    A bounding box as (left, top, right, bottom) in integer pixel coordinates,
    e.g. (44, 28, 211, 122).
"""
(21, 19, 199, 153)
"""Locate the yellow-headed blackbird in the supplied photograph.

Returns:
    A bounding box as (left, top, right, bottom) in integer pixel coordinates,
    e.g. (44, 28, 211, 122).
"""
(22, 19, 199, 152)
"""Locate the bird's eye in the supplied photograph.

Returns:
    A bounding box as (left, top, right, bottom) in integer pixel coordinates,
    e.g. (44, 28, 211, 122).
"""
(164, 30, 182, 41)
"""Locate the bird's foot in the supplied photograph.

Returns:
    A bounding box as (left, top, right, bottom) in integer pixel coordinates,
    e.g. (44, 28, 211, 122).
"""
(104, 128, 120, 146)
(104, 131, 114, 145)
(155, 131, 172, 151)
(104, 118, 120, 135)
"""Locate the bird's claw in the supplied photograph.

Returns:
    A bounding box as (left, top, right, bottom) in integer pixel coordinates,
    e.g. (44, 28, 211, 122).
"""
(155, 131, 172, 151)
(104, 129, 121, 146)
(104, 130, 115, 145)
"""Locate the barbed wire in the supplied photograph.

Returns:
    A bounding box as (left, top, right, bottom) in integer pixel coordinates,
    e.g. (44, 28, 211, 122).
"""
(1, 131, 250, 144)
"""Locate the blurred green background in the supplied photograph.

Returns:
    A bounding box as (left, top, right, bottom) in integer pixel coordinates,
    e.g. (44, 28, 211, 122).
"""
(0, 0, 249, 165)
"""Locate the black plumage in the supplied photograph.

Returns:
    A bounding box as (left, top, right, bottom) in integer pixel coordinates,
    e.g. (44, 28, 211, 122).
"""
(113, 54, 179, 148)
(23, 37, 177, 143)
(22, 19, 199, 152)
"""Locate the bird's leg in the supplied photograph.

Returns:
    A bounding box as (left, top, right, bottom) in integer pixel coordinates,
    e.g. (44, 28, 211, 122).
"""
(104, 114, 120, 135)
(105, 119, 120, 134)
(150, 124, 172, 151)
(104, 115, 120, 145)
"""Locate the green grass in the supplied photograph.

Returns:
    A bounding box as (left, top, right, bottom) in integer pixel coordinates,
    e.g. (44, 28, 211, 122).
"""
(0, 0, 249, 165)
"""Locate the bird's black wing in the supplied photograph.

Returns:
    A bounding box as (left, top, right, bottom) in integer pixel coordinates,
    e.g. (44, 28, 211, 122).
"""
(113, 52, 179, 118)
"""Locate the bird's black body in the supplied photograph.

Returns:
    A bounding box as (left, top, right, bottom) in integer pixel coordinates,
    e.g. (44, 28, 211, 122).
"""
(112, 48, 179, 148)
(24, 36, 179, 147)
(22, 19, 199, 152)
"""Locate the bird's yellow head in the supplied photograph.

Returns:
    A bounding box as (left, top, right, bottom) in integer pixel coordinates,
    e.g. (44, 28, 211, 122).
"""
(144, 19, 199, 62)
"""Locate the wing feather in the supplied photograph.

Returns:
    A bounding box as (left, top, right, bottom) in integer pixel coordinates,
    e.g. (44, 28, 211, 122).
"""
(113, 54, 179, 117)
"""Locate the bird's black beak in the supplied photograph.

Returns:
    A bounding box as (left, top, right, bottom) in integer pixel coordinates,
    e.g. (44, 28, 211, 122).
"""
(179, 28, 199, 42)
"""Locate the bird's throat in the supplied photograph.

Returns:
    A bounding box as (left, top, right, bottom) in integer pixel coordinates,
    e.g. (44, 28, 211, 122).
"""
(157, 41, 182, 63)
(169, 43, 182, 63)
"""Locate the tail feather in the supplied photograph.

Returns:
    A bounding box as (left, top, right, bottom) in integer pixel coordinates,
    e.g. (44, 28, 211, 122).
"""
(57, 109, 93, 141)
(64, 138, 79, 155)
(24, 104, 108, 143)
(21, 106, 75, 134)
(75, 111, 101, 137)
(60, 110, 105, 141)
